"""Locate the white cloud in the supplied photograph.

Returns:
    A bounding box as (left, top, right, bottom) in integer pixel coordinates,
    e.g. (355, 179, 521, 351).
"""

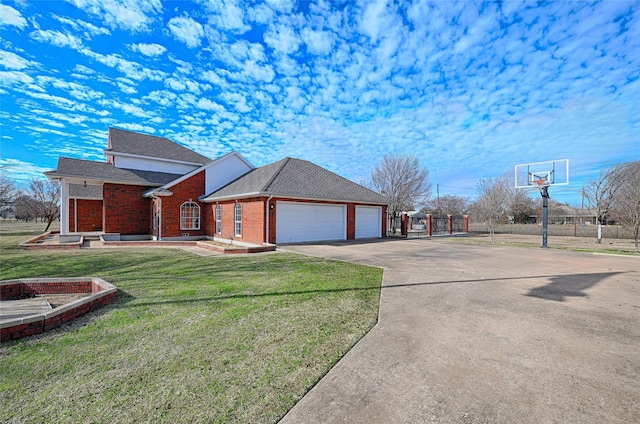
(201, 0, 250, 33)
(200, 70, 225, 86)
(302, 28, 334, 55)
(0, 50, 34, 70)
(0, 4, 27, 29)
(264, 22, 300, 54)
(0, 158, 54, 184)
(80, 48, 167, 81)
(52, 14, 111, 38)
(0, 70, 35, 85)
(111, 122, 156, 133)
(128, 42, 167, 57)
(143, 90, 177, 107)
(30, 29, 84, 50)
(66, 0, 162, 32)
(196, 98, 225, 113)
(168, 15, 204, 48)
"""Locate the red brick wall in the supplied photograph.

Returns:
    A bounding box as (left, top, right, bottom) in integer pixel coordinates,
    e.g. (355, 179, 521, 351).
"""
(103, 184, 152, 235)
(208, 198, 266, 245)
(69, 199, 103, 232)
(347, 204, 356, 239)
(159, 172, 206, 238)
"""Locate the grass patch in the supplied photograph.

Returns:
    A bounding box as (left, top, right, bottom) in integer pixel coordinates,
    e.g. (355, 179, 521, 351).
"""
(0, 222, 382, 423)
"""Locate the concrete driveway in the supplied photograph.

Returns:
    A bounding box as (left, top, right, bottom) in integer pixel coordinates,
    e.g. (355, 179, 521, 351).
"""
(279, 239, 640, 424)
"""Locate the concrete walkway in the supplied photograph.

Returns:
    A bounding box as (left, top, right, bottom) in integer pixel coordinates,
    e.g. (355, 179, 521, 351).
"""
(279, 238, 640, 424)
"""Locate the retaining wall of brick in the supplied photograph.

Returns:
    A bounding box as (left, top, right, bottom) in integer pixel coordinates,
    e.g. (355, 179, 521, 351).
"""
(1, 277, 117, 342)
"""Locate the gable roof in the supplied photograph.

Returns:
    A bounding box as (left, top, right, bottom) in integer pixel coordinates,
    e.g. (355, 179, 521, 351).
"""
(106, 127, 212, 165)
(202, 157, 388, 204)
(45, 157, 183, 186)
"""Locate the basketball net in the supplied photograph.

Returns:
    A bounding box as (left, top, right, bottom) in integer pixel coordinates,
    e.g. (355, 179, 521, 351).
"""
(533, 179, 550, 198)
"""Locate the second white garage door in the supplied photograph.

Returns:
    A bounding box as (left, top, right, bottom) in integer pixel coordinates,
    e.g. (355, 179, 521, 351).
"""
(276, 202, 346, 243)
(355, 206, 382, 238)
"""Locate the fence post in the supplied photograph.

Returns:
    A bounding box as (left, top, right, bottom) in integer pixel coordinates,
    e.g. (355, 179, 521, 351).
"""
(427, 214, 432, 236)
(463, 215, 469, 233)
(448, 215, 453, 235)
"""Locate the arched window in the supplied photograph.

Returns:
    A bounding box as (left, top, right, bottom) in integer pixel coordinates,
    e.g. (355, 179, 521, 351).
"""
(234, 203, 242, 236)
(215, 204, 221, 234)
(180, 201, 200, 230)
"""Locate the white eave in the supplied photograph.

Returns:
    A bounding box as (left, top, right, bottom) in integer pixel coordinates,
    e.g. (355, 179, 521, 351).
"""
(44, 173, 164, 188)
(104, 150, 206, 167)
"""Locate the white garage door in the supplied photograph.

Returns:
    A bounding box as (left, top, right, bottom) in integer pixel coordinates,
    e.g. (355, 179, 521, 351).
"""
(276, 202, 346, 243)
(355, 206, 382, 239)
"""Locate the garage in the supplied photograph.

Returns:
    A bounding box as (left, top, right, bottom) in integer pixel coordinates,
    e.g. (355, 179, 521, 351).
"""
(276, 202, 346, 243)
(355, 206, 382, 239)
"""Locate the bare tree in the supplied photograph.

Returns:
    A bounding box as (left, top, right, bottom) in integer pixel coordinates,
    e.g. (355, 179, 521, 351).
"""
(471, 175, 510, 243)
(369, 154, 431, 234)
(28, 179, 61, 231)
(583, 164, 624, 243)
(609, 161, 640, 252)
(14, 193, 38, 222)
(424, 194, 470, 216)
(0, 172, 17, 209)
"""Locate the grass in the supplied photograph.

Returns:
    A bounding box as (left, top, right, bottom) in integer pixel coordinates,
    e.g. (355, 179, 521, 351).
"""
(0, 221, 382, 423)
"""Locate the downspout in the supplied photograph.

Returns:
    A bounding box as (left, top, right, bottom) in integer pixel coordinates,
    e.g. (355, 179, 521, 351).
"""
(74, 198, 77, 233)
(265, 195, 273, 244)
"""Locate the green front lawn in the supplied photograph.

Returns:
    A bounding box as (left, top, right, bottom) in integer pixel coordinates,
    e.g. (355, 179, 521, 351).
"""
(0, 222, 382, 423)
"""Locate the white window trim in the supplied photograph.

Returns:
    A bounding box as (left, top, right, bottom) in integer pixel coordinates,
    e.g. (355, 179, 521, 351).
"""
(234, 203, 242, 236)
(180, 201, 200, 230)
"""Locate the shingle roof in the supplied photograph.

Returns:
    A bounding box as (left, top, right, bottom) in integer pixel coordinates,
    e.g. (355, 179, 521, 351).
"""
(202, 157, 388, 204)
(45, 157, 183, 186)
(107, 127, 212, 164)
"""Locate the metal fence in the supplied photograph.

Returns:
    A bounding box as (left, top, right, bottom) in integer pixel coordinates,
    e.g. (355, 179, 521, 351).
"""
(432, 215, 449, 235)
(468, 223, 634, 239)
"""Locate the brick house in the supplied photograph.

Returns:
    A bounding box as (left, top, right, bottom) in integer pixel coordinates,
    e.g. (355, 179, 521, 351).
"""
(45, 128, 388, 245)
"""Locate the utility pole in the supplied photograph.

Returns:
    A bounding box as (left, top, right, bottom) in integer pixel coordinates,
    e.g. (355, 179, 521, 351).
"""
(436, 183, 440, 211)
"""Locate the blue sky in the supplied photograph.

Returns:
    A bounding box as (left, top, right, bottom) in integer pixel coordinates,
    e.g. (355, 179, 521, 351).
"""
(1, 0, 638, 206)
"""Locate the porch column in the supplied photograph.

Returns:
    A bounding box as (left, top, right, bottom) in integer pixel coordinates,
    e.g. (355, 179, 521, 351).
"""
(60, 179, 69, 234)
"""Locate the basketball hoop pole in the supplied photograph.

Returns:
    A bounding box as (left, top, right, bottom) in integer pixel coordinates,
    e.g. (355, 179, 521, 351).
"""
(540, 185, 550, 248)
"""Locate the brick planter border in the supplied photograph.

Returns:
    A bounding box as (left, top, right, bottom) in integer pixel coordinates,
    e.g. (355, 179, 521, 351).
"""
(1, 277, 117, 342)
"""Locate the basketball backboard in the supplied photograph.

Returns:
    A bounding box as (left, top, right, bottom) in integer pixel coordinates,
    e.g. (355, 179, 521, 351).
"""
(515, 159, 569, 188)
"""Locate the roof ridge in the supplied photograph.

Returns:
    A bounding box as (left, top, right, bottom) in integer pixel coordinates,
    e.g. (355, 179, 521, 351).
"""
(261, 157, 290, 192)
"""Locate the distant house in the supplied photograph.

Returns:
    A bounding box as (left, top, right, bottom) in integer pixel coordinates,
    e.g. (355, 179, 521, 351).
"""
(45, 128, 387, 244)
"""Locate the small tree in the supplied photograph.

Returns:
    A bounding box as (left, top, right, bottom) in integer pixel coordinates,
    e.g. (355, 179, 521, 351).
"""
(609, 161, 640, 252)
(471, 176, 510, 243)
(0, 172, 17, 209)
(369, 154, 431, 234)
(583, 165, 623, 243)
(509, 187, 537, 223)
(28, 179, 61, 231)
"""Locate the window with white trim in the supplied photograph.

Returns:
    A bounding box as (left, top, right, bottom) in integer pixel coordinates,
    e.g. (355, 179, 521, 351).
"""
(234, 203, 242, 236)
(215, 204, 221, 234)
(180, 201, 200, 230)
